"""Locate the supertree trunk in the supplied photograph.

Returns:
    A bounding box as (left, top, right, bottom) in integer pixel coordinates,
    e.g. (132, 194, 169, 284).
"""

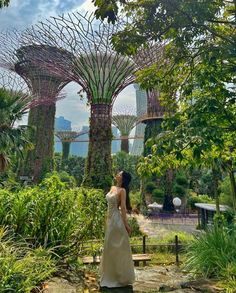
(23, 103, 55, 182)
(62, 142, 70, 161)
(121, 137, 129, 153)
(83, 104, 113, 190)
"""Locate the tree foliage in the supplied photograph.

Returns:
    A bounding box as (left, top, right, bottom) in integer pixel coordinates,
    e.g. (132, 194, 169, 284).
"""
(93, 0, 236, 209)
(0, 0, 10, 8)
(0, 88, 33, 173)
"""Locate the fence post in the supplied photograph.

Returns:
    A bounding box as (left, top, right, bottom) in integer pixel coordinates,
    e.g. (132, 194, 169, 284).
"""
(175, 235, 179, 266)
(142, 235, 146, 254)
(142, 235, 147, 266)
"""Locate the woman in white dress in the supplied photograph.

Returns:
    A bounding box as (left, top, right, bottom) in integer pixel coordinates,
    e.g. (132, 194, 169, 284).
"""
(99, 171, 135, 289)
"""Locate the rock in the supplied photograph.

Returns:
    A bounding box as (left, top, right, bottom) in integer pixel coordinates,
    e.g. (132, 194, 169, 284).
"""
(159, 285, 178, 292)
(181, 279, 224, 292)
(42, 277, 77, 293)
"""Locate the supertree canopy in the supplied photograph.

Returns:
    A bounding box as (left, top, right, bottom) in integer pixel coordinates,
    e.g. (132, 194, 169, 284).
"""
(112, 109, 138, 153)
(55, 130, 87, 161)
(22, 12, 138, 189)
(0, 31, 72, 182)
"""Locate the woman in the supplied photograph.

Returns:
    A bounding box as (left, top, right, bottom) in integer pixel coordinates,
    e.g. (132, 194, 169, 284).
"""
(99, 171, 135, 288)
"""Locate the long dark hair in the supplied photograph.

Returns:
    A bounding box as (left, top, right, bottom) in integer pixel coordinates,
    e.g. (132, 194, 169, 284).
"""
(121, 171, 132, 213)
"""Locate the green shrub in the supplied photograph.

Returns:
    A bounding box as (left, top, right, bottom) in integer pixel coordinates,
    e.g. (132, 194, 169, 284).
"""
(128, 216, 143, 237)
(186, 226, 236, 279)
(0, 228, 56, 293)
(130, 191, 142, 210)
(219, 176, 234, 206)
(175, 176, 188, 187)
(220, 262, 236, 292)
(173, 184, 186, 197)
(187, 194, 215, 210)
(56, 171, 77, 188)
(54, 154, 86, 186)
(0, 174, 106, 258)
(152, 188, 164, 201)
(112, 151, 141, 190)
(145, 182, 156, 193)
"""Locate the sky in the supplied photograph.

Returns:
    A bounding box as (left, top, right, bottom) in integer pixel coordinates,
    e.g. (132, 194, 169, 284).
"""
(0, 0, 137, 131)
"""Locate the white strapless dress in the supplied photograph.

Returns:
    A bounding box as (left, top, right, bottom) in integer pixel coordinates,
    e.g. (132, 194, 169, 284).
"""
(99, 191, 135, 288)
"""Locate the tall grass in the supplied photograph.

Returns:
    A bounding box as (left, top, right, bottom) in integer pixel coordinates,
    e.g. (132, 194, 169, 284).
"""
(0, 174, 106, 257)
(186, 226, 236, 279)
(0, 228, 56, 292)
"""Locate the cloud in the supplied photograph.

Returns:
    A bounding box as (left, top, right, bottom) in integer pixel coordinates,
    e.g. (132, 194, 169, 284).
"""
(1, 0, 138, 132)
(0, 0, 86, 30)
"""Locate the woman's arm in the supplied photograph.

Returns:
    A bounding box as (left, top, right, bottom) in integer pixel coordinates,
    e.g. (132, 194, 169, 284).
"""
(120, 188, 131, 235)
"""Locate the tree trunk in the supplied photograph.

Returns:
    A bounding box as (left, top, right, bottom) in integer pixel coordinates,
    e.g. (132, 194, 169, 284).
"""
(162, 169, 175, 212)
(229, 165, 236, 211)
(212, 167, 221, 214)
(21, 104, 55, 183)
(83, 104, 113, 190)
(62, 142, 70, 161)
(143, 119, 162, 156)
(121, 137, 129, 153)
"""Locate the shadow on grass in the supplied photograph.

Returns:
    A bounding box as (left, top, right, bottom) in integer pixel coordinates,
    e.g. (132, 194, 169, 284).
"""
(100, 285, 134, 292)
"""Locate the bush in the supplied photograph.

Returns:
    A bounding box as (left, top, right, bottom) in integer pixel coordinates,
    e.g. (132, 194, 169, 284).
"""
(130, 191, 142, 210)
(219, 176, 234, 206)
(54, 154, 86, 186)
(145, 182, 156, 193)
(128, 216, 143, 237)
(0, 174, 106, 258)
(175, 175, 188, 187)
(152, 188, 164, 201)
(186, 226, 236, 279)
(112, 151, 141, 191)
(173, 184, 186, 197)
(0, 228, 56, 292)
(187, 194, 215, 210)
(45, 170, 77, 188)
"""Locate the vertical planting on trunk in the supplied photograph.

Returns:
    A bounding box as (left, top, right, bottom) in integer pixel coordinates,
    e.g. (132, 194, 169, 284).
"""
(23, 103, 55, 182)
(83, 104, 113, 190)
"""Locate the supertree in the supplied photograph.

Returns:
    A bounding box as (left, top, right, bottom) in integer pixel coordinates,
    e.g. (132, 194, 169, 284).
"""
(55, 130, 87, 161)
(0, 30, 72, 182)
(112, 108, 138, 153)
(21, 13, 139, 189)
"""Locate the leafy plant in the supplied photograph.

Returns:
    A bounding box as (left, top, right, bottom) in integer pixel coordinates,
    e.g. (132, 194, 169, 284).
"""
(187, 194, 215, 210)
(54, 153, 86, 186)
(145, 182, 156, 193)
(220, 176, 234, 206)
(186, 226, 236, 279)
(112, 151, 141, 190)
(0, 228, 56, 292)
(152, 188, 164, 202)
(0, 174, 106, 258)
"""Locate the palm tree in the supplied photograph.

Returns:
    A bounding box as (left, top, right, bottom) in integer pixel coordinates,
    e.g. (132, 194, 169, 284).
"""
(0, 87, 32, 172)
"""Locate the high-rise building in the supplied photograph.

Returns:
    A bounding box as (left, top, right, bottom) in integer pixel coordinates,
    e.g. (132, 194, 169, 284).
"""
(111, 127, 120, 154)
(55, 116, 72, 131)
(71, 125, 89, 157)
(131, 84, 147, 155)
(54, 116, 72, 153)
